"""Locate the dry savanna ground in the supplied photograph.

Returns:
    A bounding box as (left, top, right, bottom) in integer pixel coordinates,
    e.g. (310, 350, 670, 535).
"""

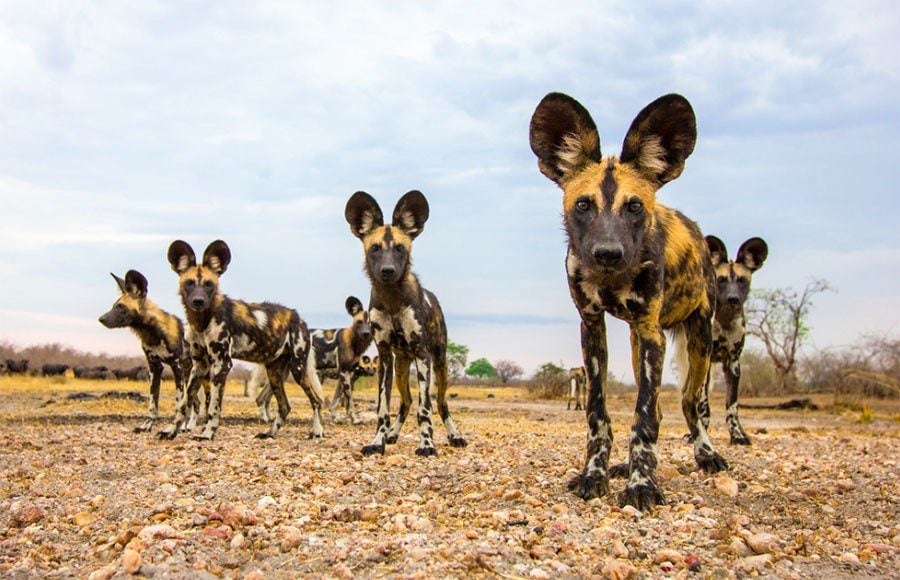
(1, 375, 898, 579)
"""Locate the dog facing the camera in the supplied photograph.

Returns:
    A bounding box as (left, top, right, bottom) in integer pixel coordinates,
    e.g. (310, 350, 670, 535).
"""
(530, 92, 727, 509)
(345, 190, 467, 456)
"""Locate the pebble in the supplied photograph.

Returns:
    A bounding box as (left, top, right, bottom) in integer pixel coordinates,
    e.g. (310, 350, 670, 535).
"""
(73, 511, 95, 527)
(839, 552, 860, 564)
(714, 476, 739, 497)
(611, 540, 628, 558)
(244, 571, 265, 580)
(12, 505, 46, 527)
(333, 563, 353, 579)
(256, 496, 277, 511)
(602, 558, 638, 580)
(654, 549, 683, 564)
(747, 532, 779, 554)
(279, 526, 304, 552)
(230, 532, 246, 550)
(87, 565, 116, 580)
(736, 553, 773, 571)
(121, 548, 142, 574)
(138, 523, 179, 541)
(730, 537, 752, 557)
(529, 568, 549, 579)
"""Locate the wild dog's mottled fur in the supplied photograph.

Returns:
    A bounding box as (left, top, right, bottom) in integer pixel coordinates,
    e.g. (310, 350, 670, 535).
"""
(345, 190, 467, 456)
(159, 240, 325, 441)
(99, 270, 193, 432)
(530, 92, 727, 510)
(568, 366, 587, 411)
(256, 296, 374, 423)
(702, 236, 768, 445)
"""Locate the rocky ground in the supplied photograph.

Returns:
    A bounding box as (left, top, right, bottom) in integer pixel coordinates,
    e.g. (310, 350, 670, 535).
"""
(1, 376, 898, 578)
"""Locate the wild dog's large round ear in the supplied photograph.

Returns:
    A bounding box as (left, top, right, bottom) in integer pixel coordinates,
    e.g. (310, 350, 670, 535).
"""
(202, 240, 231, 275)
(167, 240, 197, 274)
(124, 270, 148, 298)
(620, 94, 696, 185)
(345, 191, 384, 239)
(529, 92, 601, 186)
(736, 237, 768, 271)
(110, 272, 128, 294)
(345, 296, 363, 316)
(391, 190, 429, 239)
(705, 236, 728, 267)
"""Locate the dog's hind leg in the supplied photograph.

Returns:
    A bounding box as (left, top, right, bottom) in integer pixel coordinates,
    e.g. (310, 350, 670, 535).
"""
(434, 353, 466, 447)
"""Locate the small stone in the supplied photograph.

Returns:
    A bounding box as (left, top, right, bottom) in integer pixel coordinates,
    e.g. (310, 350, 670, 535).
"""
(230, 532, 246, 550)
(333, 563, 353, 579)
(736, 553, 773, 572)
(121, 548, 142, 574)
(684, 553, 701, 572)
(88, 565, 116, 580)
(244, 571, 265, 580)
(138, 523, 179, 541)
(12, 505, 46, 528)
(74, 511, 95, 527)
(90, 495, 105, 507)
(747, 532, 779, 554)
(602, 559, 638, 580)
(730, 537, 752, 557)
(654, 549, 682, 564)
(714, 476, 739, 497)
(529, 568, 550, 579)
(621, 505, 641, 518)
(192, 514, 207, 527)
(465, 530, 478, 539)
(203, 525, 233, 540)
(502, 489, 523, 501)
(611, 540, 629, 558)
(257, 496, 277, 511)
(279, 526, 304, 552)
(839, 552, 860, 564)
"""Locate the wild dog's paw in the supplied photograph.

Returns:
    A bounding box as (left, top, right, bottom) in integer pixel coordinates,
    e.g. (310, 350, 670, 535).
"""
(157, 426, 178, 440)
(384, 434, 399, 445)
(308, 430, 324, 440)
(254, 431, 274, 439)
(415, 446, 438, 457)
(192, 427, 216, 441)
(133, 420, 154, 433)
(361, 443, 385, 456)
(681, 432, 695, 444)
(696, 451, 729, 473)
(608, 461, 629, 479)
(568, 472, 610, 501)
(618, 481, 666, 511)
(448, 435, 468, 448)
(729, 430, 752, 446)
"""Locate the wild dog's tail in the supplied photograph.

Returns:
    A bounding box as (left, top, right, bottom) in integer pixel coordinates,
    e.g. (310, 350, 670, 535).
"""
(669, 324, 690, 391)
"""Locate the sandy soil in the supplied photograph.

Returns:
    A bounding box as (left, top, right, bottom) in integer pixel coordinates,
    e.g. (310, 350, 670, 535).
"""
(0, 376, 898, 578)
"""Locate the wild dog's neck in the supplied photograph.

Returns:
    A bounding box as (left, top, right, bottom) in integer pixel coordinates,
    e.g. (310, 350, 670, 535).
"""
(128, 300, 169, 346)
(715, 304, 745, 329)
(370, 271, 421, 314)
(344, 327, 371, 357)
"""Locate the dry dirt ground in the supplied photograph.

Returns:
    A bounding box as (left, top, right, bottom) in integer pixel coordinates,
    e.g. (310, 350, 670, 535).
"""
(1, 376, 898, 579)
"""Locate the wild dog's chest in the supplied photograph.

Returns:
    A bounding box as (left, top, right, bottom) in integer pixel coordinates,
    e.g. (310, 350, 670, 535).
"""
(712, 316, 745, 361)
(370, 306, 423, 348)
(185, 318, 264, 359)
(143, 342, 176, 361)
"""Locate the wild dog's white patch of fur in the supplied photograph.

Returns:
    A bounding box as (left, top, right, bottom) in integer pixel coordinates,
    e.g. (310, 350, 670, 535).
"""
(556, 133, 591, 177)
(177, 255, 192, 272)
(398, 306, 422, 340)
(638, 135, 668, 176)
(253, 310, 268, 328)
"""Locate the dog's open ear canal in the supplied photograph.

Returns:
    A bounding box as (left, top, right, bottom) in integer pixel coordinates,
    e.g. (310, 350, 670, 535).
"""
(124, 270, 148, 298)
(529, 92, 601, 186)
(167, 240, 197, 274)
(620, 94, 696, 186)
(111, 273, 128, 294)
(705, 236, 728, 267)
(345, 191, 384, 239)
(345, 296, 363, 316)
(202, 240, 231, 276)
(392, 190, 429, 240)
(737, 238, 768, 272)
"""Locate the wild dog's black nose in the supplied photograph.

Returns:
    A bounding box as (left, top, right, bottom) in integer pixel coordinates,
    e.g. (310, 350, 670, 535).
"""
(380, 266, 396, 279)
(727, 296, 741, 305)
(360, 328, 372, 339)
(592, 245, 624, 266)
(191, 297, 206, 308)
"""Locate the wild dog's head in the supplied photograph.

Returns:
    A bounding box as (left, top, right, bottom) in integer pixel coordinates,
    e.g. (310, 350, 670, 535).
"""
(167, 240, 231, 313)
(706, 236, 767, 311)
(345, 296, 373, 343)
(530, 93, 697, 277)
(99, 270, 149, 328)
(356, 354, 379, 377)
(345, 190, 429, 285)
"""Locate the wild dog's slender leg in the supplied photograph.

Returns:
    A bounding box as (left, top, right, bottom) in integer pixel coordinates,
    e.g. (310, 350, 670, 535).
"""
(577, 375, 585, 411)
(159, 359, 205, 439)
(385, 353, 413, 444)
(339, 369, 358, 423)
(254, 382, 273, 423)
(363, 342, 393, 455)
(257, 360, 290, 438)
(434, 353, 466, 447)
(568, 377, 575, 410)
(328, 379, 344, 416)
(412, 351, 436, 456)
(571, 314, 614, 500)
(194, 351, 232, 440)
(682, 312, 729, 473)
(618, 324, 667, 510)
(724, 358, 751, 445)
(610, 331, 642, 479)
(290, 346, 325, 439)
(136, 357, 163, 432)
(698, 364, 711, 431)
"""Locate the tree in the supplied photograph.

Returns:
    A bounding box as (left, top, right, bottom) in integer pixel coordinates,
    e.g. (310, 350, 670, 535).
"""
(745, 278, 833, 393)
(447, 341, 469, 380)
(493, 359, 524, 385)
(529, 361, 568, 398)
(465, 358, 496, 379)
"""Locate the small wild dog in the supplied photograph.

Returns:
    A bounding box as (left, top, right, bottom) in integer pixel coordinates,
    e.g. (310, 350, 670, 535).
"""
(99, 270, 193, 432)
(345, 190, 467, 456)
(530, 92, 727, 509)
(159, 240, 326, 441)
(256, 296, 374, 423)
(702, 236, 768, 445)
(568, 366, 586, 411)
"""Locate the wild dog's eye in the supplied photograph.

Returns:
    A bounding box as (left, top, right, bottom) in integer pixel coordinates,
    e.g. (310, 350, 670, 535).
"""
(185, 279, 196, 287)
(394, 245, 404, 254)
(575, 199, 590, 212)
(203, 280, 213, 288)
(370, 244, 381, 254)
(116, 303, 126, 310)
(717, 276, 728, 283)
(627, 200, 643, 213)
(737, 277, 748, 285)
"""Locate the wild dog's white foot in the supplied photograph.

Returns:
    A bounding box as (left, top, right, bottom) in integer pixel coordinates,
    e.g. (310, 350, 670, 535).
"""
(192, 426, 216, 441)
(415, 445, 437, 457)
(618, 480, 666, 511)
(448, 435, 467, 447)
(730, 432, 751, 445)
(567, 471, 610, 501)
(696, 451, 729, 473)
(157, 425, 178, 440)
(134, 419, 154, 433)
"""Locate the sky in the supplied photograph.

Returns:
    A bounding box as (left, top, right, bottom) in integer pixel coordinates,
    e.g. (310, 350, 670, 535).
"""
(1, 1, 898, 381)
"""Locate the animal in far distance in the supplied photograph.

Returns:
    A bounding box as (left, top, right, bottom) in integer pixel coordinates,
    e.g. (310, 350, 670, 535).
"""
(345, 190, 467, 456)
(703, 236, 768, 445)
(5, 359, 29, 375)
(567, 366, 586, 411)
(41, 363, 69, 377)
(99, 270, 194, 432)
(161, 240, 325, 441)
(113, 366, 151, 381)
(530, 91, 727, 510)
(73, 365, 116, 380)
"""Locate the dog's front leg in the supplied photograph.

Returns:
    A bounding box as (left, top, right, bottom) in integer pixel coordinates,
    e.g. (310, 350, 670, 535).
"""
(618, 324, 666, 511)
(570, 314, 613, 500)
(362, 342, 393, 455)
(413, 351, 436, 457)
(724, 358, 751, 445)
(159, 361, 202, 439)
(136, 358, 163, 433)
(194, 352, 232, 441)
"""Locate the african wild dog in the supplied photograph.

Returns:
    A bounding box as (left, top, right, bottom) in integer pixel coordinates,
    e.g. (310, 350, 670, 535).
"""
(567, 366, 586, 411)
(160, 240, 325, 441)
(702, 236, 768, 445)
(345, 190, 467, 456)
(99, 270, 194, 432)
(530, 92, 727, 509)
(255, 296, 375, 423)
